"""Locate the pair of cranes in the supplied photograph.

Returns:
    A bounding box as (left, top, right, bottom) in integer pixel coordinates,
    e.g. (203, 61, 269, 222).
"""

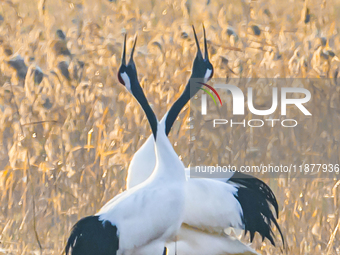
(65, 26, 284, 255)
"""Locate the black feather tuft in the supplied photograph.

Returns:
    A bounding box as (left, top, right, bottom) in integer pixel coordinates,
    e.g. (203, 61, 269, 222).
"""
(229, 171, 284, 246)
(65, 216, 119, 255)
(229, 171, 279, 217)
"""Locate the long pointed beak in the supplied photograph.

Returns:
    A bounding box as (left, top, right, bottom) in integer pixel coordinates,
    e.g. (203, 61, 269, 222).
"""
(129, 35, 137, 64)
(122, 34, 127, 65)
(203, 24, 209, 60)
(192, 25, 203, 59)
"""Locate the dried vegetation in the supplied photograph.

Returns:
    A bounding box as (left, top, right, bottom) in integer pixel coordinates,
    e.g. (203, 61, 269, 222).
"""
(0, 0, 339, 254)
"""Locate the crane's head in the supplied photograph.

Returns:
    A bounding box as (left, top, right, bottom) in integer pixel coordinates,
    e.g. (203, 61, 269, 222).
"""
(191, 25, 214, 82)
(117, 34, 158, 140)
(118, 34, 138, 93)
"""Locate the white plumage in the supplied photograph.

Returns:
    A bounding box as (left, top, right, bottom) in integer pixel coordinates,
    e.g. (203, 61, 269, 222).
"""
(97, 122, 186, 254)
(166, 225, 259, 255)
(126, 26, 283, 255)
(127, 118, 264, 255)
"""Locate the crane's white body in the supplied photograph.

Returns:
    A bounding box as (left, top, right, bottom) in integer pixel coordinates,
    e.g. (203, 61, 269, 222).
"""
(126, 116, 259, 255)
(166, 225, 259, 255)
(97, 120, 186, 254)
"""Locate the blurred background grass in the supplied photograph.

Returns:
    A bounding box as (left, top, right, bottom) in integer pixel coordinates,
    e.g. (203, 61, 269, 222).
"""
(0, 0, 339, 254)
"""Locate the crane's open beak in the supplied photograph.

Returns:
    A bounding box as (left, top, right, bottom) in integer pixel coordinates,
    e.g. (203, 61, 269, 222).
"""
(192, 25, 203, 59)
(203, 24, 209, 60)
(129, 35, 137, 65)
(122, 34, 127, 66)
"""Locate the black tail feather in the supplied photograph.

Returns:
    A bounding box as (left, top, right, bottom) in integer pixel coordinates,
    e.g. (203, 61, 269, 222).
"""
(229, 171, 279, 217)
(65, 216, 118, 255)
(229, 172, 284, 246)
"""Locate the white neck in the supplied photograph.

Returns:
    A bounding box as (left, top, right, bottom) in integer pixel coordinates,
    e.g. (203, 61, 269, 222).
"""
(126, 113, 170, 189)
(148, 121, 186, 183)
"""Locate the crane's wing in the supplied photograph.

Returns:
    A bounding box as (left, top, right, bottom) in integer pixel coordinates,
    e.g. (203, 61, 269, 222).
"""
(183, 177, 284, 246)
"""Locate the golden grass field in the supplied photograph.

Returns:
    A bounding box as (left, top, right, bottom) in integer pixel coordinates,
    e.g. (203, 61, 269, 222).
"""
(0, 0, 339, 254)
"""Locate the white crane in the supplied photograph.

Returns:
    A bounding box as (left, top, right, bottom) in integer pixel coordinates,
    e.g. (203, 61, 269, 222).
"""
(126, 26, 284, 255)
(65, 35, 186, 255)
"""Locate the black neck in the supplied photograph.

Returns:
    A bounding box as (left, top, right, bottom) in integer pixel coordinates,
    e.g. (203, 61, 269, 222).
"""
(165, 79, 194, 136)
(131, 77, 158, 140)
